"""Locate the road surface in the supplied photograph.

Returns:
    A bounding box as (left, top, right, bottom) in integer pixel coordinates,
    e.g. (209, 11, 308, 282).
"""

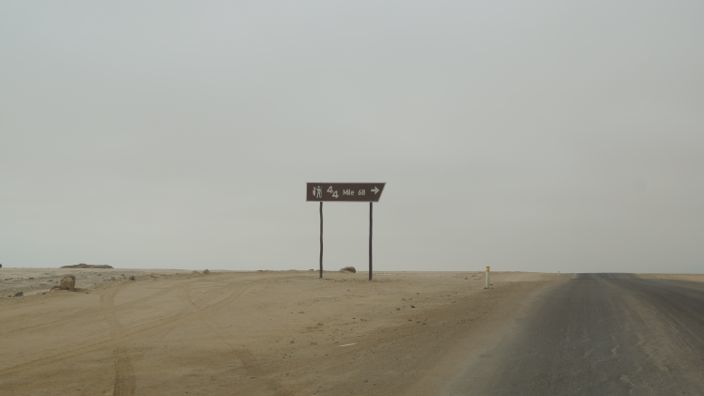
(2, 271, 702, 395)
(453, 274, 704, 395)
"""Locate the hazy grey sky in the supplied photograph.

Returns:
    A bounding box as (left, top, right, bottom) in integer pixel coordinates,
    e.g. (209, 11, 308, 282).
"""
(2, 1, 703, 272)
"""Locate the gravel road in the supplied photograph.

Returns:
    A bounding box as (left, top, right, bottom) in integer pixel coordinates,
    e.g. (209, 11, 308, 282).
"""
(453, 273, 704, 395)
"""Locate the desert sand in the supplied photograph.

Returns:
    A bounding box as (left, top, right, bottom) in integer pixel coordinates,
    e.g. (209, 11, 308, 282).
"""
(0, 268, 563, 395)
(636, 273, 704, 283)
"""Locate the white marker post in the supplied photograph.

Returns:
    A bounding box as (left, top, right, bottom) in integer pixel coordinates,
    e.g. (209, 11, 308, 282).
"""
(484, 266, 491, 289)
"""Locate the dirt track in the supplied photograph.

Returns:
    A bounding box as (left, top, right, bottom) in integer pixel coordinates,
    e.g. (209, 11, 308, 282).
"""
(0, 270, 560, 395)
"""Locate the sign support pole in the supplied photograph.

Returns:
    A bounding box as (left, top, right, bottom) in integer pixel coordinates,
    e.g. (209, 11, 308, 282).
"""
(319, 202, 324, 279)
(307, 183, 385, 280)
(369, 202, 373, 281)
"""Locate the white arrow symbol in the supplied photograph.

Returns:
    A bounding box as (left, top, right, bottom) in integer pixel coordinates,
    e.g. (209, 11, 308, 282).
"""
(371, 186, 380, 195)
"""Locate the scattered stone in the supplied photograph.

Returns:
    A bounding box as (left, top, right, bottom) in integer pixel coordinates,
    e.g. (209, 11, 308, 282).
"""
(61, 263, 113, 269)
(58, 275, 76, 291)
(340, 266, 356, 273)
(410, 305, 416, 309)
(129, 275, 136, 281)
(14, 291, 23, 297)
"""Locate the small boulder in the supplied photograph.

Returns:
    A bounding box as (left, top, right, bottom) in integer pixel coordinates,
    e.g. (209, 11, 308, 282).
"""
(203, 269, 211, 274)
(339, 266, 356, 273)
(14, 291, 23, 297)
(59, 275, 76, 291)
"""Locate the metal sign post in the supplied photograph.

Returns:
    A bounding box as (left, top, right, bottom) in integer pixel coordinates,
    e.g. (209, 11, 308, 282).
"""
(307, 183, 386, 281)
(369, 202, 373, 281)
(319, 202, 323, 279)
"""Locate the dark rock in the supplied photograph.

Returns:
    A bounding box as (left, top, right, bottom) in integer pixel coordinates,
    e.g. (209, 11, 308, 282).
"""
(14, 291, 23, 297)
(339, 266, 356, 273)
(61, 263, 113, 269)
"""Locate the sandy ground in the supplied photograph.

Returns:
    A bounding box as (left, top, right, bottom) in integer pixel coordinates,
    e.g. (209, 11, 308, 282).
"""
(0, 268, 563, 395)
(0, 268, 191, 298)
(636, 273, 704, 283)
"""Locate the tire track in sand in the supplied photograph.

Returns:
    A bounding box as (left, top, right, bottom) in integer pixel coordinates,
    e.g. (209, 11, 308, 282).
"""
(0, 284, 194, 377)
(0, 276, 261, 381)
(100, 284, 137, 396)
(7, 277, 196, 335)
(180, 281, 290, 395)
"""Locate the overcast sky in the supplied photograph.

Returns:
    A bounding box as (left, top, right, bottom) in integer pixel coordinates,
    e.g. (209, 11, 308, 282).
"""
(1, 1, 703, 273)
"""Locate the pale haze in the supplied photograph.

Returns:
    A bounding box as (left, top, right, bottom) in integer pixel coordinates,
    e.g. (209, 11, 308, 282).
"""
(1, 1, 702, 273)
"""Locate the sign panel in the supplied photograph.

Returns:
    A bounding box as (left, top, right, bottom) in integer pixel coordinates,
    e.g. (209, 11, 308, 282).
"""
(306, 183, 385, 202)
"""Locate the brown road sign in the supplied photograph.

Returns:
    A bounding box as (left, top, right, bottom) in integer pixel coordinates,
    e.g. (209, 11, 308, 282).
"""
(307, 183, 385, 202)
